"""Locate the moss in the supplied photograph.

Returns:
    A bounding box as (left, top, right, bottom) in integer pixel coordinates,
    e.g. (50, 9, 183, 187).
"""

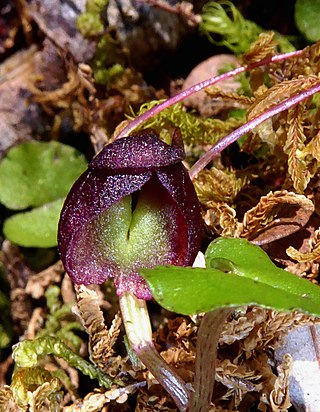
(200, 0, 294, 53)
(129, 101, 244, 146)
(77, 0, 108, 37)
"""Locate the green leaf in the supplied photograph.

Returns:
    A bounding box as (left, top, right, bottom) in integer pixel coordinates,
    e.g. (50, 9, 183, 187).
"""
(3, 199, 64, 248)
(0, 141, 87, 247)
(205, 238, 320, 300)
(295, 0, 320, 42)
(0, 141, 87, 210)
(140, 238, 320, 316)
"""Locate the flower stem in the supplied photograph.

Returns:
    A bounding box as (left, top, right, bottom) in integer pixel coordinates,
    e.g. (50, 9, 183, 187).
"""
(190, 308, 232, 412)
(119, 292, 190, 411)
(114, 49, 302, 140)
(188, 80, 320, 179)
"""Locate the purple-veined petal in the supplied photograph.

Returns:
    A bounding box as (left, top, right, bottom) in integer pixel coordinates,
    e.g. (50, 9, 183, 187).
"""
(89, 132, 185, 172)
(58, 168, 152, 284)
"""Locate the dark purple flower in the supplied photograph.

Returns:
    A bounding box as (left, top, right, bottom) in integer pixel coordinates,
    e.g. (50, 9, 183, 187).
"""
(58, 131, 202, 300)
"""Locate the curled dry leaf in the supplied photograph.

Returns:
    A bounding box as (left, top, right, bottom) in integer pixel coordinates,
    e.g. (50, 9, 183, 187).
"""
(240, 190, 314, 245)
(300, 130, 320, 163)
(74, 285, 121, 372)
(215, 359, 262, 407)
(205, 86, 254, 107)
(287, 228, 320, 263)
(268, 354, 292, 412)
(63, 383, 146, 412)
(241, 310, 318, 355)
(275, 325, 320, 412)
(7, 367, 62, 412)
(219, 306, 267, 345)
(0, 385, 18, 412)
(28, 379, 62, 412)
(203, 202, 241, 238)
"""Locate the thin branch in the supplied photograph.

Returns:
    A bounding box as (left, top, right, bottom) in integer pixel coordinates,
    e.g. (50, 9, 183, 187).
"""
(114, 49, 303, 141)
(138, 0, 201, 26)
(189, 80, 320, 179)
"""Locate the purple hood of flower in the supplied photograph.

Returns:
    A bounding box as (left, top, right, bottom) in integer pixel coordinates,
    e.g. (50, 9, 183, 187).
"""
(58, 132, 202, 299)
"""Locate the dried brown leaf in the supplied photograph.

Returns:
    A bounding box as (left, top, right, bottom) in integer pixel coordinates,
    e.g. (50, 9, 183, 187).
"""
(28, 379, 62, 412)
(204, 202, 241, 237)
(161, 346, 195, 368)
(242, 32, 278, 65)
(240, 190, 314, 245)
(63, 383, 146, 412)
(0, 386, 20, 412)
(242, 310, 318, 354)
(269, 354, 292, 412)
(248, 76, 320, 121)
(194, 167, 248, 205)
(299, 129, 320, 162)
(205, 86, 254, 107)
(26, 260, 64, 299)
(74, 285, 121, 372)
(284, 104, 310, 193)
(287, 246, 320, 263)
(219, 307, 267, 345)
(286, 228, 320, 263)
(269, 42, 320, 81)
(216, 359, 262, 406)
(285, 261, 319, 280)
(9, 367, 61, 412)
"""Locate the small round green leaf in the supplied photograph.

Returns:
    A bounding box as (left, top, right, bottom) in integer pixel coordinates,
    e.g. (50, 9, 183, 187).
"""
(295, 0, 320, 42)
(3, 199, 65, 248)
(0, 141, 87, 210)
(0, 141, 87, 247)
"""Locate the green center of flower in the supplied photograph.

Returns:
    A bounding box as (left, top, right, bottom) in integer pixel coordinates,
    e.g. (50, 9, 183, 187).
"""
(92, 178, 174, 273)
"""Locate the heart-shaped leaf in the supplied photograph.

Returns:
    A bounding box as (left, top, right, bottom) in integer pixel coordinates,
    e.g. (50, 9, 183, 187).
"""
(295, 0, 320, 42)
(3, 199, 65, 248)
(0, 141, 87, 210)
(140, 238, 320, 316)
(0, 141, 87, 247)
